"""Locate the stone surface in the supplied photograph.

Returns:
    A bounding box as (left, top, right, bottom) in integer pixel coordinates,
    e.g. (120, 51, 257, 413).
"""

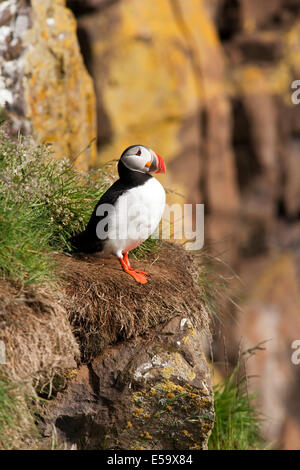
(0, 0, 97, 170)
(67, 0, 120, 10)
(235, 254, 300, 449)
(1, 0, 300, 449)
(42, 316, 214, 450)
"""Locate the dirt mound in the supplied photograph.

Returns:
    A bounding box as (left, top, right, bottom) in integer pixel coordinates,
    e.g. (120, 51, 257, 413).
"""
(60, 242, 208, 363)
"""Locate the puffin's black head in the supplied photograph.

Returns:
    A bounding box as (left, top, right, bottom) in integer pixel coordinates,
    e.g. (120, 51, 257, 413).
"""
(119, 145, 166, 175)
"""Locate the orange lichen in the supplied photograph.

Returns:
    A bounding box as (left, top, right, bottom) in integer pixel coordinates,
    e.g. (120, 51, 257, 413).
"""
(132, 407, 144, 417)
(140, 431, 152, 440)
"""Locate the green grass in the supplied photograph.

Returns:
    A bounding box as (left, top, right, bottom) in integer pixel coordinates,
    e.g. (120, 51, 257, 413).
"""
(0, 368, 38, 449)
(208, 363, 264, 450)
(0, 129, 111, 284)
(131, 236, 161, 259)
(0, 369, 19, 448)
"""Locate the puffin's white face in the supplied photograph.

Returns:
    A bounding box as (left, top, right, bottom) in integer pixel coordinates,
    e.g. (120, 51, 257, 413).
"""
(120, 145, 166, 174)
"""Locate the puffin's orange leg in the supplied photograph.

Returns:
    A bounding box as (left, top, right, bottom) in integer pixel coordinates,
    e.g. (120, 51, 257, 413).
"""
(120, 252, 148, 284)
(123, 252, 150, 276)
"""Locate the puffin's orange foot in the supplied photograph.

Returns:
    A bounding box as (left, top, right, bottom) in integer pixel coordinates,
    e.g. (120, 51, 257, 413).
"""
(126, 269, 148, 285)
(120, 256, 148, 284)
(133, 269, 150, 276)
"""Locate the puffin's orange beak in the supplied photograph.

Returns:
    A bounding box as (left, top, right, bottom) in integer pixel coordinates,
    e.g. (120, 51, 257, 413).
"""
(146, 151, 166, 174)
(154, 153, 166, 174)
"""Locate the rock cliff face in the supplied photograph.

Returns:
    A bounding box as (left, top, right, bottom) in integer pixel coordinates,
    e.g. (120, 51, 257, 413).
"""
(65, 0, 300, 448)
(43, 316, 214, 450)
(235, 254, 300, 448)
(0, 0, 97, 170)
(1, 243, 214, 450)
(1, 0, 300, 449)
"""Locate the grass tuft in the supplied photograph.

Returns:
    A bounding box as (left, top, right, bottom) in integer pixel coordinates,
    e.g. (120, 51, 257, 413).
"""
(131, 236, 161, 259)
(0, 129, 111, 284)
(208, 360, 264, 450)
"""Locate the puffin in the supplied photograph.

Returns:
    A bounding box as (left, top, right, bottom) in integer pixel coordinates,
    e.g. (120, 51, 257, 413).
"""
(70, 145, 166, 284)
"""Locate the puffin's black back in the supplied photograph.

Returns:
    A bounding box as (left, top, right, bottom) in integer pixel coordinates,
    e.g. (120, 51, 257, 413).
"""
(69, 160, 152, 253)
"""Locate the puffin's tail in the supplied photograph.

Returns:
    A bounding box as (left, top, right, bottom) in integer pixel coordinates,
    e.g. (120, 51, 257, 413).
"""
(69, 230, 103, 254)
(69, 231, 88, 253)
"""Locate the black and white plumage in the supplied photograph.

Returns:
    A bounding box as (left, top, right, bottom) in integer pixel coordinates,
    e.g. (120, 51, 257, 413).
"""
(70, 145, 166, 284)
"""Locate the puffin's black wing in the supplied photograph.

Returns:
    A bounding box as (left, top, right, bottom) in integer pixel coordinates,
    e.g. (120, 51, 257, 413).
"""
(69, 179, 129, 253)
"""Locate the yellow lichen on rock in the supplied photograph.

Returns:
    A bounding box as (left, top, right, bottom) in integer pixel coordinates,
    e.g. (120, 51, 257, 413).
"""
(80, 0, 226, 194)
(231, 21, 300, 102)
(91, 0, 197, 168)
(128, 376, 214, 450)
(23, 0, 97, 170)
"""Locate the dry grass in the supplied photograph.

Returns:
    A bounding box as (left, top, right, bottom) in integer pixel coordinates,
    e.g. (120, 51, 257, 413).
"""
(0, 279, 79, 385)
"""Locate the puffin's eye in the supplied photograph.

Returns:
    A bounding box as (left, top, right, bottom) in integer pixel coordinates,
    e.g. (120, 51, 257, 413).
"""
(136, 149, 141, 156)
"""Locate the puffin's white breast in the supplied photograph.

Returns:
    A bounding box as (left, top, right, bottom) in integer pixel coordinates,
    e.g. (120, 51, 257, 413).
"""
(102, 177, 165, 257)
